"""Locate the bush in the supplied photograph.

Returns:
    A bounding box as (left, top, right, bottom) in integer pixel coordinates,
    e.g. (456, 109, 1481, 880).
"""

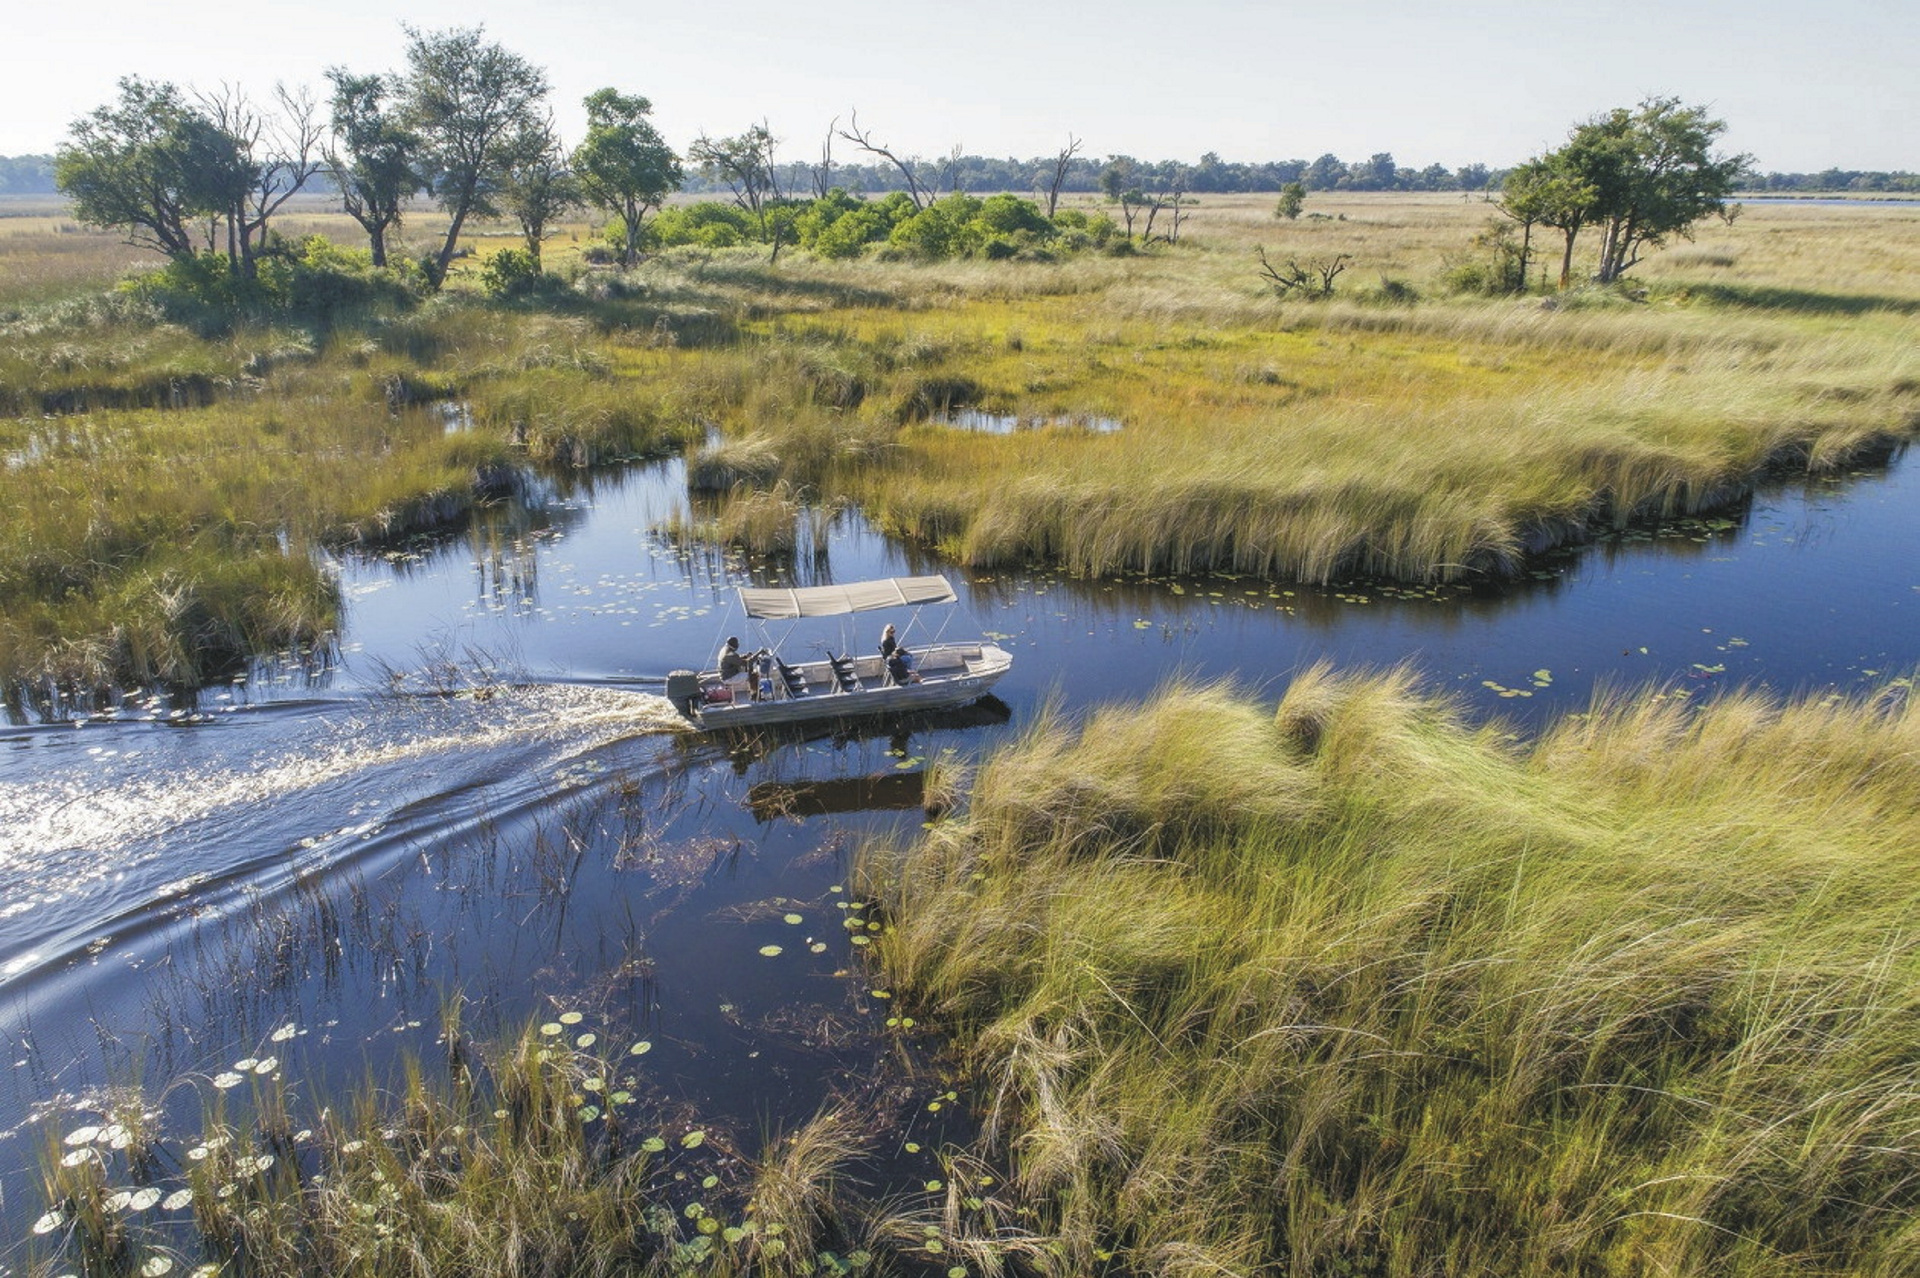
(1362, 275, 1420, 305)
(648, 202, 757, 250)
(480, 247, 542, 297)
(129, 238, 417, 331)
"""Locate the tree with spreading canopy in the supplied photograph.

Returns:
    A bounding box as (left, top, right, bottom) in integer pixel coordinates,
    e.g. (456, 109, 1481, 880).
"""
(1587, 98, 1747, 283)
(1500, 154, 1597, 290)
(57, 76, 320, 280)
(571, 88, 681, 268)
(1504, 97, 1748, 288)
(325, 68, 420, 268)
(398, 25, 550, 287)
(57, 78, 246, 263)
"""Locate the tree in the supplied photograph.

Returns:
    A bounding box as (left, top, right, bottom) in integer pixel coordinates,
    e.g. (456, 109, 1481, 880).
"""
(61, 77, 324, 285)
(325, 69, 420, 267)
(198, 83, 325, 279)
(1502, 153, 1600, 290)
(688, 124, 782, 235)
(399, 25, 550, 287)
(808, 117, 837, 200)
(1304, 152, 1346, 190)
(571, 88, 680, 268)
(1512, 97, 1748, 288)
(837, 113, 934, 212)
(497, 115, 577, 269)
(1362, 152, 1397, 190)
(56, 77, 240, 263)
(1587, 98, 1747, 283)
(1274, 180, 1307, 220)
(1098, 157, 1146, 239)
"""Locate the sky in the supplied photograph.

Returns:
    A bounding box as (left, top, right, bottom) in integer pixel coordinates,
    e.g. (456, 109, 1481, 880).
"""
(5, 0, 1912, 172)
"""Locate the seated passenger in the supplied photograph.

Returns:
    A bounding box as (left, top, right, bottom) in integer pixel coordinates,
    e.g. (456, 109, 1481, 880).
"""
(887, 648, 922, 685)
(879, 623, 899, 660)
(718, 636, 751, 698)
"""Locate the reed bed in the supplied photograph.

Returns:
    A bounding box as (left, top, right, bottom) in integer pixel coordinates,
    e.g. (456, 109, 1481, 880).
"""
(857, 669, 1920, 1275)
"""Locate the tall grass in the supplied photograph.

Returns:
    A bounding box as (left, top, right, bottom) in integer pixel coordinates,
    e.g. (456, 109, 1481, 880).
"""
(29, 1018, 893, 1276)
(858, 669, 1920, 1274)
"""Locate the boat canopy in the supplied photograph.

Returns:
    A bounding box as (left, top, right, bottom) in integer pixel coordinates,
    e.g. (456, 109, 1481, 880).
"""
(738, 575, 957, 620)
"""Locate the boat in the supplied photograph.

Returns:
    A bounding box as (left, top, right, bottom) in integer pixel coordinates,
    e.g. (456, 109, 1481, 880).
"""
(666, 575, 1012, 730)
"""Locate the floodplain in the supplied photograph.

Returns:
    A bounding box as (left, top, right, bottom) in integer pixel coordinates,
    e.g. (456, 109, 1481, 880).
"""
(3, 192, 1919, 1274)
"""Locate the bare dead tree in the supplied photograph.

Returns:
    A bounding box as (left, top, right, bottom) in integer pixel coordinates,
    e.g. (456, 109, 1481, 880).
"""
(1141, 185, 1184, 245)
(811, 116, 837, 199)
(200, 83, 325, 278)
(837, 111, 931, 211)
(1256, 246, 1351, 299)
(939, 143, 963, 195)
(1043, 133, 1082, 217)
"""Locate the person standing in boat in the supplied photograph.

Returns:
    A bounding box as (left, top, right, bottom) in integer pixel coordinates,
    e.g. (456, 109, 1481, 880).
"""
(879, 623, 899, 660)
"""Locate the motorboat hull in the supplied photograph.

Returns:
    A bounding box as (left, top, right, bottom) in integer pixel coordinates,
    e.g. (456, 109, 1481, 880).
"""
(686, 643, 1011, 731)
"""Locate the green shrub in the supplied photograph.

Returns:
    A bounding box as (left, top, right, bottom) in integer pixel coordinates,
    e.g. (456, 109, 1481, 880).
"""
(480, 247, 543, 297)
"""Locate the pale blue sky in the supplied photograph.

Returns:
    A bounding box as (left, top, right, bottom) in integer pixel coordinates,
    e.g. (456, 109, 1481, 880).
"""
(8, 0, 1912, 170)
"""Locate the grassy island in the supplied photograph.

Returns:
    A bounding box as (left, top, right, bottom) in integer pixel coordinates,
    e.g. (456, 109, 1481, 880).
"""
(860, 670, 1920, 1274)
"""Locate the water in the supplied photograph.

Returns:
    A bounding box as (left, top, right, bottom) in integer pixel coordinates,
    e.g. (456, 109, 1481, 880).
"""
(2, 447, 1916, 1259)
(934, 408, 1124, 434)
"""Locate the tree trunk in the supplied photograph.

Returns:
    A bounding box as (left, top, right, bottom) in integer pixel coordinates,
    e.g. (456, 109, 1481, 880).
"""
(434, 187, 476, 286)
(369, 227, 387, 268)
(1517, 219, 1533, 293)
(619, 197, 636, 268)
(1559, 227, 1578, 290)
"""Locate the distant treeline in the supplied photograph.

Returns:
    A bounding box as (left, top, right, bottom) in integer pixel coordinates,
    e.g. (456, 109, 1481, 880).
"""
(684, 153, 1503, 197)
(1746, 169, 1920, 193)
(683, 153, 1920, 199)
(4, 145, 1913, 201)
(0, 153, 54, 194)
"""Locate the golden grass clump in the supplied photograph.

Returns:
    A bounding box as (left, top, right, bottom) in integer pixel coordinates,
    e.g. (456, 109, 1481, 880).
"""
(858, 668, 1920, 1275)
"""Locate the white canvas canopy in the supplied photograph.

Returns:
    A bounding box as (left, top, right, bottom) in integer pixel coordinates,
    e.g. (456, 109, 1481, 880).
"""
(737, 575, 958, 620)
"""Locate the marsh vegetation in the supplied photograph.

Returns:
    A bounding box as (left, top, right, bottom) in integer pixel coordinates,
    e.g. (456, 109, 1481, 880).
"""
(4, 192, 1915, 706)
(858, 670, 1920, 1274)
(7, 182, 1920, 1276)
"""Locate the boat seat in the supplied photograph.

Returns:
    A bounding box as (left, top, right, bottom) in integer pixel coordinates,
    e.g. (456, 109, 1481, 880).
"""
(828, 653, 863, 693)
(777, 658, 811, 699)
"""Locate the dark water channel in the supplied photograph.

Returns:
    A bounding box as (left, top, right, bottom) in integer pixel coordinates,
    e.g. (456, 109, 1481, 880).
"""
(2, 447, 1916, 1261)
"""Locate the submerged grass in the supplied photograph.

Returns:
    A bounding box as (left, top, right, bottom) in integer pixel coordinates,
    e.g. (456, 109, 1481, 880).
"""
(28, 1017, 897, 1277)
(859, 669, 1920, 1275)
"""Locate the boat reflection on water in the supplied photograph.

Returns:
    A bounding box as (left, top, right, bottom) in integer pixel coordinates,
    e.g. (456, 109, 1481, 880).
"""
(691, 694, 1013, 791)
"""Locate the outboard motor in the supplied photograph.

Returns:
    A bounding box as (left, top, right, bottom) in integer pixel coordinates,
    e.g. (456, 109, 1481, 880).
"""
(665, 669, 702, 718)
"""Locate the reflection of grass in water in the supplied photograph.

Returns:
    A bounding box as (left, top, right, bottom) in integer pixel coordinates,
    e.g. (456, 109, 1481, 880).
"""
(859, 668, 1920, 1274)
